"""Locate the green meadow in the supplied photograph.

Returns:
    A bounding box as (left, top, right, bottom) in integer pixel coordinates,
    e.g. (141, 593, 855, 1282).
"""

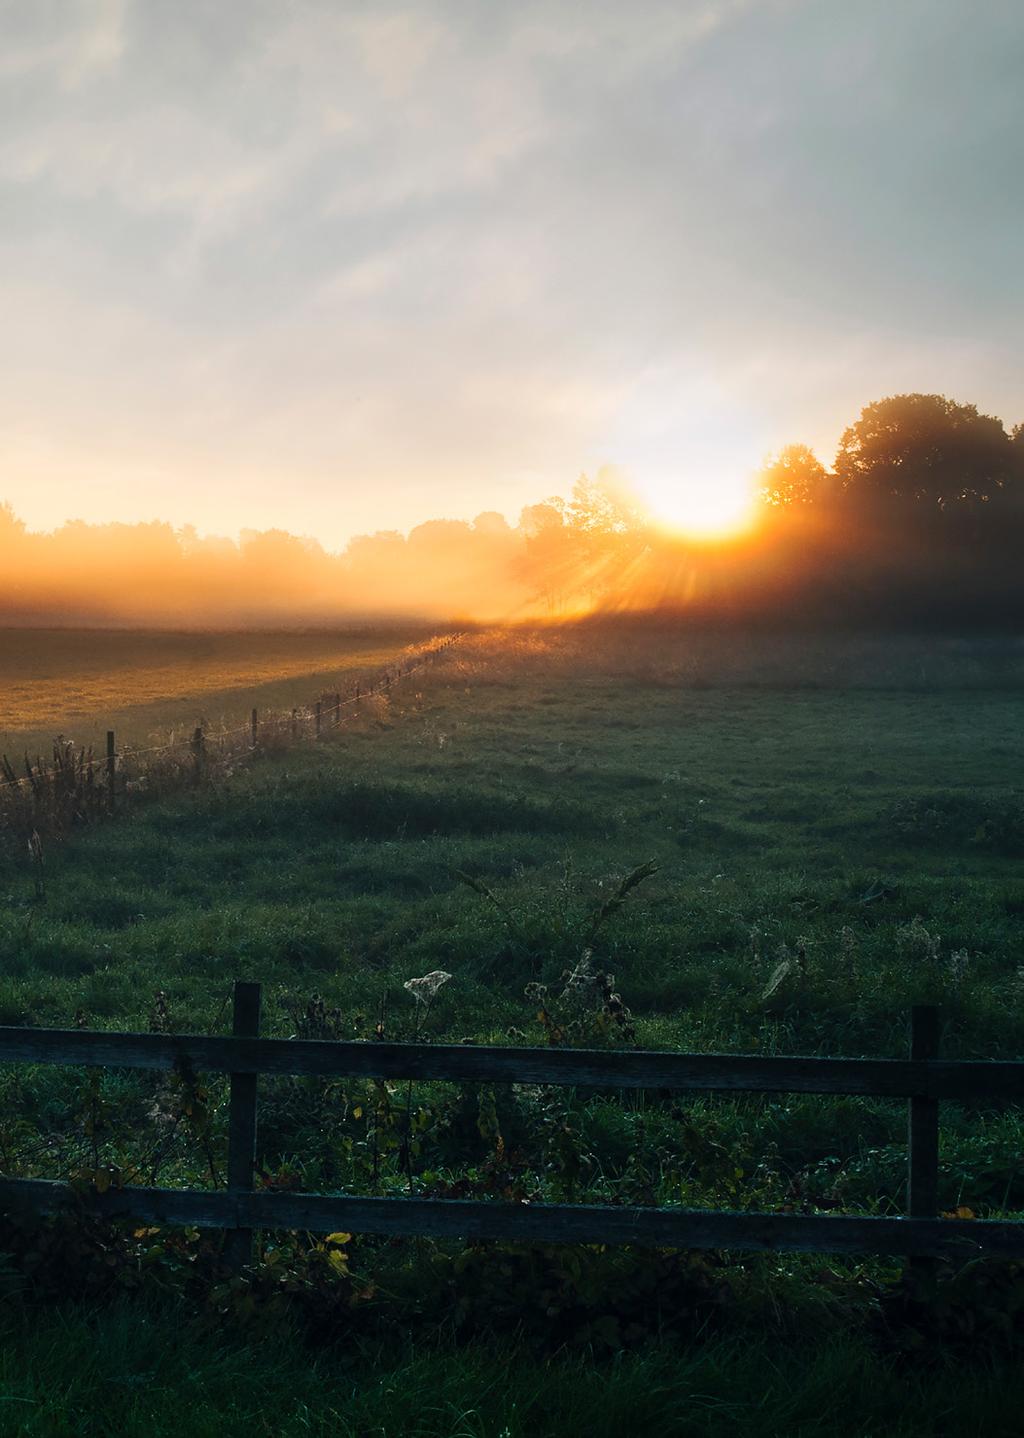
(1, 626, 1023, 1434)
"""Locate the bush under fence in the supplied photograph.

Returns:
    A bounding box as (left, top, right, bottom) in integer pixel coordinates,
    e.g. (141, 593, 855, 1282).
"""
(1, 985, 1023, 1265)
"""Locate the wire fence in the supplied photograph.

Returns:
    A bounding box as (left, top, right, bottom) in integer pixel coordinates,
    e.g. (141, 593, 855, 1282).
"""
(0, 632, 463, 843)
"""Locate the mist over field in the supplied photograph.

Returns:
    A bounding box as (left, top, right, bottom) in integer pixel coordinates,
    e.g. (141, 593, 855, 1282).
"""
(3, 392, 1024, 629)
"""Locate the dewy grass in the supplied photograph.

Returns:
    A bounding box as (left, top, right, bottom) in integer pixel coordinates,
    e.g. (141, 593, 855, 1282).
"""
(1, 629, 1023, 1429)
(1, 1301, 1024, 1438)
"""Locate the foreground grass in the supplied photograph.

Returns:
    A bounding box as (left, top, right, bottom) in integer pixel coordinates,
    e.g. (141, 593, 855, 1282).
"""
(0, 1300, 1022, 1438)
(1, 629, 1023, 1218)
(1, 628, 1024, 1435)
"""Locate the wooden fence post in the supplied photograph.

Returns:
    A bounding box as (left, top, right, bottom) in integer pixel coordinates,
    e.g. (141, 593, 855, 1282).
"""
(334, 692, 341, 726)
(225, 980, 261, 1268)
(251, 708, 258, 748)
(9, 1000, 1024, 1261)
(190, 726, 205, 787)
(315, 700, 322, 738)
(106, 731, 116, 813)
(908, 1004, 940, 1269)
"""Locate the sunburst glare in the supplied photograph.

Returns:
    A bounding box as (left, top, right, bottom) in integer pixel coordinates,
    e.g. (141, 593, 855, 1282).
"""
(633, 470, 757, 540)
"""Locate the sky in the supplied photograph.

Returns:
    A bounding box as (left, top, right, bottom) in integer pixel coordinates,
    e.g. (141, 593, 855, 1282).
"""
(1, 0, 1022, 549)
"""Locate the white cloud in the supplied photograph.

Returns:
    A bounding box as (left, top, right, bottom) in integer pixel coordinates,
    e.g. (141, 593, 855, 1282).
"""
(0, 0, 127, 87)
(0, 0, 1020, 542)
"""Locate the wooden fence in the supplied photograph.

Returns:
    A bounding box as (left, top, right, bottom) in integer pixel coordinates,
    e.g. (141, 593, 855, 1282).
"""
(1, 984, 1023, 1262)
(0, 633, 462, 829)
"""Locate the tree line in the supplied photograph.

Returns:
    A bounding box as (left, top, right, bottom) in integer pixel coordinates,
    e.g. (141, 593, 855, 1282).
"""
(761, 393, 1022, 513)
(1, 393, 1021, 628)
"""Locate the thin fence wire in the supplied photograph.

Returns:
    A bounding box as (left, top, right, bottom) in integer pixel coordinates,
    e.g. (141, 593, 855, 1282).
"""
(0, 633, 463, 831)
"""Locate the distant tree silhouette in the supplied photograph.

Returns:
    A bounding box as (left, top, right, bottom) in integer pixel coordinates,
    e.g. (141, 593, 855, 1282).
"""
(472, 510, 512, 537)
(407, 519, 473, 550)
(1, 390, 1021, 628)
(515, 500, 571, 610)
(519, 500, 566, 538)
(567, 470, 642, 535)
(0, 500, 25, 536)
(758, 444, 829, 506)
(835, 394, 1018, 509)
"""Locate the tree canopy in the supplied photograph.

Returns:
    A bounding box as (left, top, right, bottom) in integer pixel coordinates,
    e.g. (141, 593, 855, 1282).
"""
(834, 394, 1019, 509)
(1, 391, 1021, 627)
(758, 444, 829, 507)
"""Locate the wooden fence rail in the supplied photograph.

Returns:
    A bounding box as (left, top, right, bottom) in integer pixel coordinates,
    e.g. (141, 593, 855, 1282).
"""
(1, 986, 1022, 1263)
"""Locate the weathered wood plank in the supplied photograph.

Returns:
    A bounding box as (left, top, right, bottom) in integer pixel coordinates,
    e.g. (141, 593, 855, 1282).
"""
(224, 982, 261, 1268)
(2, 1178, 1022, 1257)
(0, 1023, 1018, 1098)
(1, 1027, 1020, 1098)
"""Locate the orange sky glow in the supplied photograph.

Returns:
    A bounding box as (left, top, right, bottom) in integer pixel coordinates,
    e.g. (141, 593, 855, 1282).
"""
(1, 2, 1021, 553)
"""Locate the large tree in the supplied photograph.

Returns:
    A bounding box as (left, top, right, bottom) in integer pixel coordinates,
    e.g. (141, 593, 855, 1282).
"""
(758, 444, 829, 507)
(834, 394, 1018, 508)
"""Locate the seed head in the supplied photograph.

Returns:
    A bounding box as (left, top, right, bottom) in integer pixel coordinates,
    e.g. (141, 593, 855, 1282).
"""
(403, 970, 453, 1005)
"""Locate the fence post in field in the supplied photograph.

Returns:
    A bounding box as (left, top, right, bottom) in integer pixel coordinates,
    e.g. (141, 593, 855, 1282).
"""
(334, 692, 341, 726)
(251, 708, 258, 749)
(190, 726, 205, 786)
(908, 1004, 940, 1270)
(315, 700, 322, 738)
(354, 680, 361, 708)
(225, 980, 262, 1269)
(105, 731, 116, 812)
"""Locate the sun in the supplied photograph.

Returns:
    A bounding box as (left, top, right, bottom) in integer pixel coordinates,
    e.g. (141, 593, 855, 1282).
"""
(634, 471, 758, 540)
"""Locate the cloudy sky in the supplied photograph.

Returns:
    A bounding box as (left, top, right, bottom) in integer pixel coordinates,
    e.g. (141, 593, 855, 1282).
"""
(1, 0, 1021, 547)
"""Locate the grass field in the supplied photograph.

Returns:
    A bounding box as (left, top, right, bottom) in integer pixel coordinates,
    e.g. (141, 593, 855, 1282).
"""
(0, 625, 434, 758)
(1, 624, 1023, 1433)
(3, 1303, 1024, 1438)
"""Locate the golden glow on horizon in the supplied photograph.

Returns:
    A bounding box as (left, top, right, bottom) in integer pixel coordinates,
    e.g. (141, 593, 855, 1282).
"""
(634, 471, 757, 540)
